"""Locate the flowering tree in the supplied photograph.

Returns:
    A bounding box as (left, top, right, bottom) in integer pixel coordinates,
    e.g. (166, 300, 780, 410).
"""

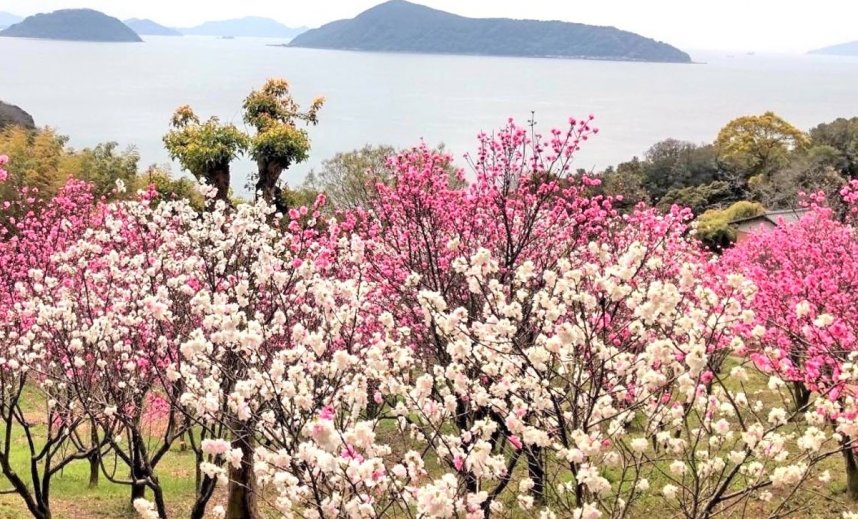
(30, 186, 207, 517)
(0, 179, 107, 519)
(722, 185, 858, 499)
(303, 119, 843, 517)
(0, 173, 226, 519)
(161, 119, 854, 518)
(3, 118, 858, 519)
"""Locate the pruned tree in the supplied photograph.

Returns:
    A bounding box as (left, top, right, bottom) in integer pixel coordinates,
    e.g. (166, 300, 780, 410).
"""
(163, 105, 248, 203)
(243, 79, 324, 211)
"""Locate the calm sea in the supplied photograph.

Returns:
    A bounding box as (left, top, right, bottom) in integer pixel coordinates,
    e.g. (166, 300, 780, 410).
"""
(1, 35, 857, 194)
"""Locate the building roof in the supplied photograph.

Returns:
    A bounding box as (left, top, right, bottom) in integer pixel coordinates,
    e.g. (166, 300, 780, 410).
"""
(729, 208, 809, 227)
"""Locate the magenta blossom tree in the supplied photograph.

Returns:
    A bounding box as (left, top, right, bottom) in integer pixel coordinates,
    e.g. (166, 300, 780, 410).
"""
(722, 183, 858, 499)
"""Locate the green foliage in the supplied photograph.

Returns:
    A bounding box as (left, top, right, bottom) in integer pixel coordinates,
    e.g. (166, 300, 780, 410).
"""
(598, 113, 852, 221)
(0, 126, 71, 197)
(602, 139, 730, 212)
(280, 184, 321, 211)
(658, 181, 733, 214)
(249, 124, 310, 166)
(809, 117, 858, 178)
(0, 126, 202, 209)
(243, 79, 324, 203)
(306, 144, 396, 210)
(163, 106, 248, 181)
(598, 159, 650, 210)
(74, 141, 139, 198)
(696, 201, 765, 250)
(136, 166, 205, 210)
(306, 144, 462, 211)
(714, 111, 810, 177)
(642, 139, 723, 201)
(243, 78, 323, 130)
(0, 127, 141, 201)
(162, 79, 323, 205)
(748, 146, 847, 209)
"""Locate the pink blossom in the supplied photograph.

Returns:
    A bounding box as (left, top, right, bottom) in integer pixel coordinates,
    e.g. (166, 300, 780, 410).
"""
(201, 439, 231, 456)
(319, 405, 335, 421)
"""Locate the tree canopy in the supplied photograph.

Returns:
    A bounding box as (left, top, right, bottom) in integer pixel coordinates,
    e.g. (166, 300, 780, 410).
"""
(163, 105, 248, 202)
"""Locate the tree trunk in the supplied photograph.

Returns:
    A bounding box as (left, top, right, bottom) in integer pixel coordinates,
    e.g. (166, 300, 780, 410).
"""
(130, 436, 147, 507)
(88, 453, 99, 489)
(151, 479, 169, 519)
(189, 475, 217, 519)
(209, 163, 231, 203)
(364, 379, 381, 420)
(791, 381, 811, 413)
(225, 427, 260, 519)
(131, 481, 146, 504)
(88, 426, 99, 488)
(844, 446, 858, 501)
(195, 450, 202, 493)
(526, 446, 546, 505)
(255, 160, 284, 207)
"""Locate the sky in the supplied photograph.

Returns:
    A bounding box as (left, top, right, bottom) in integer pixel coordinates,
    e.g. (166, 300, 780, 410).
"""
(1, 0, 856, 53)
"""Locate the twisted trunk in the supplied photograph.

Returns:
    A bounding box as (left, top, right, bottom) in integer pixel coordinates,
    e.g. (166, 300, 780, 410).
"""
(255, 160, 284, 205)
(208, 162, 231, 203)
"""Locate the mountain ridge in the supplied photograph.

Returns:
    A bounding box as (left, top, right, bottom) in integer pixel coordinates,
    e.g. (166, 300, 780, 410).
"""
(0, 12, 22, 29)
(810, 40, 858, 56)
(290, 0, 691, 63)
(179, 17, 307, 38)
(125, 18, 182, 37)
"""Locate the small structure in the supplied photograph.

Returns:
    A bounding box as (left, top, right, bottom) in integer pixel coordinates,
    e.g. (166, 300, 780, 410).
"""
(730, 208, 809, 244)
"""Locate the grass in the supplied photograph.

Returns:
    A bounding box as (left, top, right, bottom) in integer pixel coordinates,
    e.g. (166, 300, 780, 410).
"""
(0, 390, 203, 519)
(0, 430, 202, 519)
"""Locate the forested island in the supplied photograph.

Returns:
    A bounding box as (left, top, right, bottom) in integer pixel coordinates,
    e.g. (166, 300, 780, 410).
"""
(0, 9, 142, 42)
(289, 0, 691, 63)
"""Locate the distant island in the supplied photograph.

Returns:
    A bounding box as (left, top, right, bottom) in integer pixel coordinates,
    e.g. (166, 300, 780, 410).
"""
(0, 12, 21, 29)
(289, 0, 691, 63)
(179, 17, 306, 38)
(0, 9, 142, 42)
(125, 18, 182, 37)
(810, 40, 858, 57)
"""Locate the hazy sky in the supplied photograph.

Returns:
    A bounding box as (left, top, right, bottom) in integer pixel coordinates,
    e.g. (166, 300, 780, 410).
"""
(1, 1, 856, 53)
